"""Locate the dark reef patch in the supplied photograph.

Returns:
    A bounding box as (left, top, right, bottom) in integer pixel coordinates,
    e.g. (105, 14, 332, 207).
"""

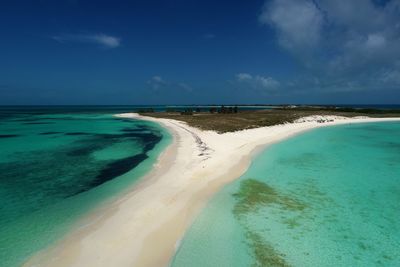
(114, 118, 136, 123)
(70, 134, 162, 195)
(65, 132, 91, 136)
(73, 154, 148, 195)
(1, 128, 164, 208)
(120, 127, 150, 133)
(95, 132, 160, 140)
(66, 142, 106, 157)
(23, 122, 54, 125)
(232, 179, 307, 218)
(39, 132, 62, 135)
(231, 179, 308, 266)
(12, 118, 44, 122)
(0, 134, 19, 138)
(246, 231, 290, 267)
(65, 131, 161, 157)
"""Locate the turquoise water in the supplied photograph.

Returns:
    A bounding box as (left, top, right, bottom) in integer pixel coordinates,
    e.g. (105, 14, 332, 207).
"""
(0, 108, 171, 267)
(172, 122, 400, 267)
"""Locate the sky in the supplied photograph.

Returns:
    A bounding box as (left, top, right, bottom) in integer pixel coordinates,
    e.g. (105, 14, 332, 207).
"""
(0, 0, 399, 105)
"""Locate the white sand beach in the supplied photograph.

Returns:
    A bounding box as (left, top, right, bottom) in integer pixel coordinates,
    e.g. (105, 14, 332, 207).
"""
(24, 114, 400, 267)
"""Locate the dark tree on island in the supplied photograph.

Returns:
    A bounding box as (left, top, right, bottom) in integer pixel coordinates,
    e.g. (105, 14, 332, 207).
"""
(219, 105, 227, 114)
(209, 107, 217, 113)
(207, 105, 238, 114)
(181, 108, 193, 115)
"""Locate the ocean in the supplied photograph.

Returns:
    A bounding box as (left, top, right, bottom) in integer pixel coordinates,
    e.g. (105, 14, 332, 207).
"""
(0, 107, 171, 267)
(172, 121, 400, 266)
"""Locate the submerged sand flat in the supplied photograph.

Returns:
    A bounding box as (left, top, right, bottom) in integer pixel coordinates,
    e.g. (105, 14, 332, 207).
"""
(24, 114, 400, 267)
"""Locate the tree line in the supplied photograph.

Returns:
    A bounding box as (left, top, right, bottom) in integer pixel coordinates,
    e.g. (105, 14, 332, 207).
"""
(137, 106, 240, 115)
(181, 105, 239, 115)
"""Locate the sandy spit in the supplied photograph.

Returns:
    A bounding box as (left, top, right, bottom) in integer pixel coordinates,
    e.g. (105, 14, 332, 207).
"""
(24, 114, 400, 267)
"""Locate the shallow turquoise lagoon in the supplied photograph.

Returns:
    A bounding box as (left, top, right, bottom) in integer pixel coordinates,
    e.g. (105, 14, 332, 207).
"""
(172, 122, 400, 267)
(0, 109, 171, 267)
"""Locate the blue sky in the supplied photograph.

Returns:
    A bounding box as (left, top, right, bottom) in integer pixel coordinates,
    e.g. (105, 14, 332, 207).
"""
(0, 0, 399, 105)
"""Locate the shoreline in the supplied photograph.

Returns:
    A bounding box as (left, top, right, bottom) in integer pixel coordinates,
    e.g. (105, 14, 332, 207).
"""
(24, 114, 400, 267)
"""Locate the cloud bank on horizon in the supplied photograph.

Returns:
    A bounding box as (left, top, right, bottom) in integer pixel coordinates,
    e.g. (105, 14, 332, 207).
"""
(258, 0, 400, 93)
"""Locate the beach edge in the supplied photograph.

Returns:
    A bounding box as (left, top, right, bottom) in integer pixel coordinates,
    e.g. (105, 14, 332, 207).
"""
(23, 114, 400, 267)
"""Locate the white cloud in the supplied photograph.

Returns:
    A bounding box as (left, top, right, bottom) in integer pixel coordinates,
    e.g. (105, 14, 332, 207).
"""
(317, 0, 384, 32)
(147, 76, 194, 92)
(257, 76, 280, 89)
(365, 33, 386, 49)
(147, 76, 168, 90)
(260, 0, 323, 52)
(151, 76, 164, 83)
(236, 73, 252, 81)
(178, 83, 193, 92)
(236, 73, 280, 91)
(382, 69, 400, 84)
(53, 33, 121, 48)
(260, 0, 400, 92)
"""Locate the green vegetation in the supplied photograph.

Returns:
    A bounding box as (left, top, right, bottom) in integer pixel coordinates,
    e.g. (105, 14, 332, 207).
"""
(140, 106, 400, 133)
(231, 179, 304, 266)
(232, 179, 307, 218)
(247, 231, 290, 267)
